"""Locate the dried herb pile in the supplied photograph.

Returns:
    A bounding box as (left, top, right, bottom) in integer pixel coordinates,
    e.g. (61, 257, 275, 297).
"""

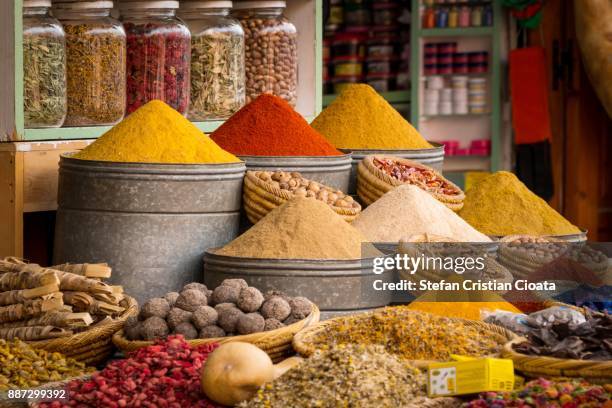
(240, 344, 461, 408)
(513, 309, 612, 360)
(305, 307, 505, 361)
(23, 27, 66, 128)
(62, 22, 126, 126)
(190, 27, 245, 120)
(0, 339, 92, 391)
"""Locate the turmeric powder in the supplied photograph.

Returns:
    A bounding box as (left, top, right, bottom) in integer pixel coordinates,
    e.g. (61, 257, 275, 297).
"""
(74, 100, 239, 164)
(311, 84, 433, 150)
(460, 172, 581, 236)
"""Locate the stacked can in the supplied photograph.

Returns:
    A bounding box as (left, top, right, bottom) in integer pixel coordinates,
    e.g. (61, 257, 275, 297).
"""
(468, 78, 487, 113)
(451, 76, 468, 114)
(424, 75, 443, 116)
(423, 42, 488, 76)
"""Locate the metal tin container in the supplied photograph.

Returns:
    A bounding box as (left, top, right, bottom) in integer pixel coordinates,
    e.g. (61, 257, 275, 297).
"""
(340, 142, 445, 195)
(53, 154, 246, 303)
(203, 251, 393, 314)
(238, 154, 352, 192)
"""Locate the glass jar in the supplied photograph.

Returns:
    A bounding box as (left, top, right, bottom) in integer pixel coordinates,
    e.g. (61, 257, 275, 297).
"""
(54, 1, 126, 126)
(179, 1, 245, 120)
(233, 1, 298, 106)
(121, 1, 191, 115)
(23, 0, 66, 128)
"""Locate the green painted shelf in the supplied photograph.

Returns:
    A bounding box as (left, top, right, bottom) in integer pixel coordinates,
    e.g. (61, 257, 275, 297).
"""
(418, 26, 494, 37)
(323, 90, 411, 106)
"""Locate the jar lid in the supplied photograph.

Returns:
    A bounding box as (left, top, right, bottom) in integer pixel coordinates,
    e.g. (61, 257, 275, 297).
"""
(233, 1, 286, 10)
(180, 1, 233, 9)
(54, 1, 114, 10)
(23, 0, 51, 7)
(119, 1, 179, 10)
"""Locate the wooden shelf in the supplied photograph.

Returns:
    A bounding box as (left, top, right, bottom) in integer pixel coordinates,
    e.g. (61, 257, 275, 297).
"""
(443, 155, 491, 172)
(419, 27, 494, 37)
(323, 90, 411, 107)
(421, 113, 491, 119)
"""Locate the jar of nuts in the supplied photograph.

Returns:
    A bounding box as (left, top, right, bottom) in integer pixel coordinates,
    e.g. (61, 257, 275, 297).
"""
(233, 1, 298, 106)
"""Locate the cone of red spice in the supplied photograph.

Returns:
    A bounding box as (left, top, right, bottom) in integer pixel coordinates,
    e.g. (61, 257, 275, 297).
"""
(211, 94, 343, 156)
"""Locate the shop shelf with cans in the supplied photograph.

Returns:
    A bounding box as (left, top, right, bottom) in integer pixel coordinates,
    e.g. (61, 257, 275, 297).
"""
(410, 0, 503, 176)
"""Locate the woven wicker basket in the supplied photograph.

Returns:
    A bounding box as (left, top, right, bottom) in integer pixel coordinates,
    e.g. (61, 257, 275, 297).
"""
(113, 304, 320, 363)
(502, 338, 612, 384)
(501, 300, 611, 384)
(292, 307, 517, 369)
(24, 296, 137, 366)
(356, 155, 465, 210)
(243, 171, 360, 224)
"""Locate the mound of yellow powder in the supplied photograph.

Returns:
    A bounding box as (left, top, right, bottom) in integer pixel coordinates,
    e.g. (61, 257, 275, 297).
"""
(311, 84, 432, 150)
(216, 197, 373, 260)
(74, 100, 239, 164)
(460, 171, 581, 236)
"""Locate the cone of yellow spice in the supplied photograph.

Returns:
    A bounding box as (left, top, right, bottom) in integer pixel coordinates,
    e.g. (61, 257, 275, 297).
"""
(311, 84, 432, 150)
(75, 100, 239, 164)
(460, 171, 581, 236)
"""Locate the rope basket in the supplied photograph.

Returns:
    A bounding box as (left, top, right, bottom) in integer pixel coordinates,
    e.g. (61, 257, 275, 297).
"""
(113, 304, 320, 363)
(356, 155, 465, 210)
(25, 296, 137, 366)
(242, 171, 360, 224)
(292, 307, 517, 369)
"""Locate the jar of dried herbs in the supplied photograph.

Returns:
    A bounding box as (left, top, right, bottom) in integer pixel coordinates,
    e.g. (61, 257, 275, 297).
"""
(121, 1, 191, 115)
(179, 1, 245, 121)
(23, 0, 66, 128)
(233, 1, 298, 106)
(53, 1, 126, 126)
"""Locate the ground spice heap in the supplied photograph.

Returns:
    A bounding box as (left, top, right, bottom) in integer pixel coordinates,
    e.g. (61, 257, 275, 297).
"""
(216, 197, 368, 260)
(210, 94, 342, 156)
(460, 172, 581, 236)
(0, 339, 92, 391)
(305, 307, 503, 361)
(74, 100, 238, 164)
(311, 84, 433, 150)
(353, 185, 490, 242)
(40, 336, 220, 408)
(240, 344, 461, 408)
(408, 291, 522, 321)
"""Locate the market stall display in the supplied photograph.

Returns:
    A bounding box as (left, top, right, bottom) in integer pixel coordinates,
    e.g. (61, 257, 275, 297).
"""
(239, 344, 461, 408)
(293, 306, 517, 365)
(39, 336, 221, 408)
(353, 185, 488, 243)
(53, 1, 126, 126)
(179, 1, 246, 120)
(464, 378, 611, 407)
(121, 1, 191, 115)
(54, 101, 245, 303)
(204, 198, 390, 316)
(114, 280, 319, 362)
(459, 171, 582, 237)
(0, 258, 136, 365)
(357, 156, 464, 209)
(242, 170, 361, 223)
(0, 339, 92, 391)
(233, 1, 298, 106)
(22, 0, 66, 129)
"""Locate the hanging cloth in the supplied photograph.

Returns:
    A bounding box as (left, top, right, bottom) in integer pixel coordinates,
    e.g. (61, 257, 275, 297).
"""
(509, 46, 554, 200)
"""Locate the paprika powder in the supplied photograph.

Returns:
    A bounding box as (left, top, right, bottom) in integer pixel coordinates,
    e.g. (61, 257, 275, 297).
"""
(210, 94, 342, 156)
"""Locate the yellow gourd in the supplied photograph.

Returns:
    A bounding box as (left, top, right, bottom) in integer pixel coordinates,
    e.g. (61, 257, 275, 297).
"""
(201, 342, 302, 406)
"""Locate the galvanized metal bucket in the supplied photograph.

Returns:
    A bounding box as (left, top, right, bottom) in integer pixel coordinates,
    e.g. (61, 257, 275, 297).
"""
(340, 142, 445, 194)
(203, 251, 393, 314)
(53, 154, 246, 303)
(238, 154, 353, 192)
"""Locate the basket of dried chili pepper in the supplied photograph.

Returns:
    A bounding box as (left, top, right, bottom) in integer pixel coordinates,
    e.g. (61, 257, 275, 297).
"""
(356, 155, 465, 210)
